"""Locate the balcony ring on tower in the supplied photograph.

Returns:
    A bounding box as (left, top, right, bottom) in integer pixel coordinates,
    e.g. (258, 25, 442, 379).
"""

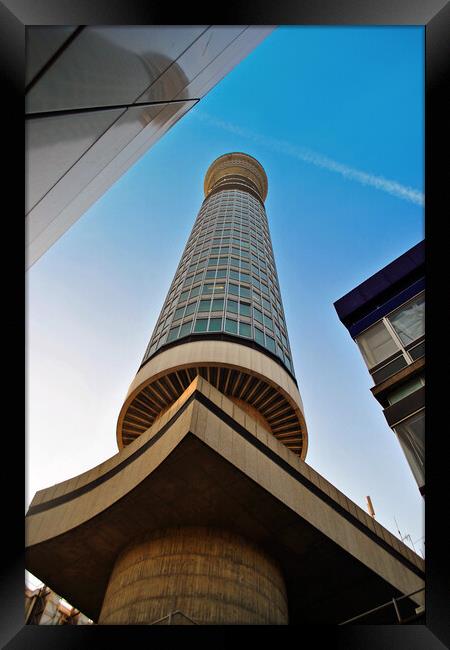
(204, 152, 268, 204)
(116, 340, 308, 459)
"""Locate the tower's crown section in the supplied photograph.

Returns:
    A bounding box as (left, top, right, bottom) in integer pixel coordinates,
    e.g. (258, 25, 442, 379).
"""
(204, 152, 268, 202)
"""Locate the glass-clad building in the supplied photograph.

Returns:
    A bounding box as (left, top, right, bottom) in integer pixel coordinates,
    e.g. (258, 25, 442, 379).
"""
(142, 152, 295, 377)
(334, 241, 425, 496)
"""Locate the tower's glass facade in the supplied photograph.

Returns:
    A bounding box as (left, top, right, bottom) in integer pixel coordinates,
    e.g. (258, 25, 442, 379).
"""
(118, 152, 307, 456)
(141, 153, 295, 376)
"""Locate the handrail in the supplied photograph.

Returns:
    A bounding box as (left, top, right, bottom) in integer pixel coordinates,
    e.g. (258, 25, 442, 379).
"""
(338, 586, 425, 625)
(150, 610, 198, 625)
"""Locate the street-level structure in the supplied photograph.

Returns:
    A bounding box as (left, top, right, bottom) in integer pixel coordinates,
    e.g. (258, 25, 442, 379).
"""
(25, 154, 424, 624)
(25, 585, 93, 626)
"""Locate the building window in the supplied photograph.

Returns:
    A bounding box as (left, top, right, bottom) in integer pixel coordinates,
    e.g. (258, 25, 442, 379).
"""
(265, 334, 276, 353)
(208, 318, 222, 332)
(386, 375, 425, 406)
(254, 307, 263, 323)
(184, 302, 197, 316)
(167, 326, 179, 342)
(226, 299, 239, 314)
(199, 300, 211, 312)
(388, 293, 425, 346)
(254, 327, 264, 346)
(179, 321, 193, 338)
(225, 318, 238, 334)
(393, 410, 425, 489)
(356, 320, 401, 369)
(238, 322, 251, 337)
(179, 290, 189, 302)
(194, 319, 208, 332)
(284, 353, 292, 371)
(356, 291, 425, 372)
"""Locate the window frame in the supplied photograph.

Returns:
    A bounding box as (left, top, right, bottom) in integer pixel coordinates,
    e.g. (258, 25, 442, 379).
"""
(356, 290, 425, 371)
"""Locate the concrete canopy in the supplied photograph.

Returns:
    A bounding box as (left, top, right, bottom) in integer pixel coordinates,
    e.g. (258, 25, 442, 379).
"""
(25, 376, 424, 624)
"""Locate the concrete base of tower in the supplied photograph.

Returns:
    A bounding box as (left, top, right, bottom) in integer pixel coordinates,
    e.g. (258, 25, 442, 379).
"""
(98, 526, 288, 625)
(26, 376, 424, 624)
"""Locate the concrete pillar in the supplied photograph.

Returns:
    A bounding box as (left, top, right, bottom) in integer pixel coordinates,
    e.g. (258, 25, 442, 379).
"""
(98, 526, 288, 625)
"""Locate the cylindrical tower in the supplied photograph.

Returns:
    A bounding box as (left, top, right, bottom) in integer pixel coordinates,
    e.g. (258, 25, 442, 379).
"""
(99, 527, 288, 625)
(116, 152, 308, 457)
(25, 156, 426, 628)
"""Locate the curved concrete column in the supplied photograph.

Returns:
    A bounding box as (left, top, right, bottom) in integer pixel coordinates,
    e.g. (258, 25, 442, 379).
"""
(99, 526, 288, 625)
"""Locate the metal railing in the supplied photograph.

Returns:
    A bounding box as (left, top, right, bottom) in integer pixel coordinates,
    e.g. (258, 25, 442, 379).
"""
(150, 610, 198, 625)
(338, 587, 425, 625)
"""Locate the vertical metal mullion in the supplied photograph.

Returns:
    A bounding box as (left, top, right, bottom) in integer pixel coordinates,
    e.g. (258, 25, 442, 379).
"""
(392, 597, 402, 623)
(383, 317, 413, 363)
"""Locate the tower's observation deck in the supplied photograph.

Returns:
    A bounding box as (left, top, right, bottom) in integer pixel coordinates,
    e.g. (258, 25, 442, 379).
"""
(117, 153, 308, 458)
(204, 151, 268, 202)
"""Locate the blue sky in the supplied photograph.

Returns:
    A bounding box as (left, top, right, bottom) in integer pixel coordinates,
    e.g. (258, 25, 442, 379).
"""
(27, 26, 425, 582)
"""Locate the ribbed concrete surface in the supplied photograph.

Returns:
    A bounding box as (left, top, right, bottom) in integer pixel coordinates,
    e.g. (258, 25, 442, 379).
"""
(117, 340, 308, 456)
(99, 526, 288, 625)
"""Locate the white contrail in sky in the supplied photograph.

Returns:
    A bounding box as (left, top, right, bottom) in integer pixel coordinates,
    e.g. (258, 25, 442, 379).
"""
(194, 111, 424, 207)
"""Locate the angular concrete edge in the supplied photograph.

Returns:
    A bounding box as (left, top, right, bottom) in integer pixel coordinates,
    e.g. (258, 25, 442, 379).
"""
(26, 375, 424, 621)
(26, 376, 202, 543)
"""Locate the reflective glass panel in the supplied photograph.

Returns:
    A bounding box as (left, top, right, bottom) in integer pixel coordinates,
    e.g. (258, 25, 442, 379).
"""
(225, 318, 238, 334)
(194, 319, 208, 332)
(388, 294, 425, 345)
(239, 322, 251, 337)
(208, 318, 222, 332)
(394, 410, 425, 488)
(356, 321, 400, 369)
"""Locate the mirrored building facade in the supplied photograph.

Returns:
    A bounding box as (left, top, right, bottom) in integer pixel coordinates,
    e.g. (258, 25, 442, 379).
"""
(25, 26, 274, 268)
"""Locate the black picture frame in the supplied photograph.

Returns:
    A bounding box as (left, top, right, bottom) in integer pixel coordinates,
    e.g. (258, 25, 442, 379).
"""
(2, 1, 448, 647)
